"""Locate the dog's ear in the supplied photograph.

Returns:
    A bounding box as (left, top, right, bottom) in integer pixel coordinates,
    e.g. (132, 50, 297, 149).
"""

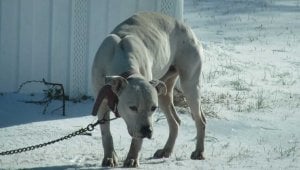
(150, 80, 167, 96)
(105, 76, 128, 94)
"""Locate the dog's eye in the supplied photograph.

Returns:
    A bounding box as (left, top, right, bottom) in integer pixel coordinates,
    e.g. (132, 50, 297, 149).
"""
(151, 106, 157, 112)
(129, 106, 138, 112)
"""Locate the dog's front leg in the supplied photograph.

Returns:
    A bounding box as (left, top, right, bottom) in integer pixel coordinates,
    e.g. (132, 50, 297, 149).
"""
(124, 138, 143, 167)
(98, 112, 118, 167)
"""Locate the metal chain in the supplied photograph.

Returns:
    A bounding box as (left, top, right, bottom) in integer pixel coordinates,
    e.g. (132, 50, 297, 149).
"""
(0, 118, 117, 156)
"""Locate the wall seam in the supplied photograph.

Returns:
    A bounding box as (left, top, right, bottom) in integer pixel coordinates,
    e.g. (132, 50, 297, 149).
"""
(48, 0, 54, 82)
(16, 0, 21, 89)
(86, 0, 91, 95)
(0, 1, 2, 73)
(67, 0, 73, 95)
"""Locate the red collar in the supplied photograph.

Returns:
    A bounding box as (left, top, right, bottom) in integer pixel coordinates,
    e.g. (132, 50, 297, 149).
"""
(91, 70, 138, 117)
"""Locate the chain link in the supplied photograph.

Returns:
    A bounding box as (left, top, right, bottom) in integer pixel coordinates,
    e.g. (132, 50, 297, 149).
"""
(0, 120, 104, 156)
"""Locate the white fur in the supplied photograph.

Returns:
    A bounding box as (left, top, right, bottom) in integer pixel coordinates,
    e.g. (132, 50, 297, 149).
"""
(92, 12, 206, 167)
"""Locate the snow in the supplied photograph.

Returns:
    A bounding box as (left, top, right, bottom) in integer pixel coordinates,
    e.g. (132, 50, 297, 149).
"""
(1, 0, 300, 169)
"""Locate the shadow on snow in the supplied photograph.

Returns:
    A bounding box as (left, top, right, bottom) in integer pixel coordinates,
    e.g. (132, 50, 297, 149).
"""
(0, 92, 94, 128)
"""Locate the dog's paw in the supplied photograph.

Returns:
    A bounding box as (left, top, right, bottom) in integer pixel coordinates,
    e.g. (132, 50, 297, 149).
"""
(191, 150, 205, 160)
(101, 158, 117, 167)
(153, 149, 171, 158)
(101, 152, 118, 167)
(123, 158, 139, 167)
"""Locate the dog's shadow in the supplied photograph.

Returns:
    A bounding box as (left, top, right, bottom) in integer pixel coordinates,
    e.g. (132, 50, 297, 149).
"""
(140, 157, 169, 166)
(28, 165, 79, 170)
(28, 165, 113, 170)
(26, 158, 169, 169)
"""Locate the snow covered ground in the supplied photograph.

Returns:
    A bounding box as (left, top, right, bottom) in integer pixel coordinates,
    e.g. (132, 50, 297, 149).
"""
(1, 0, 299, 169)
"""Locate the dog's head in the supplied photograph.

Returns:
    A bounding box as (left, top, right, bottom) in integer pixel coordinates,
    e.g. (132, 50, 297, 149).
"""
(105, 75, 166, 139)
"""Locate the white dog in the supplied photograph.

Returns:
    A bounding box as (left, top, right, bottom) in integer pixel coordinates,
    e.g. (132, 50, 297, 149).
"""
(92, 12, 206, 167)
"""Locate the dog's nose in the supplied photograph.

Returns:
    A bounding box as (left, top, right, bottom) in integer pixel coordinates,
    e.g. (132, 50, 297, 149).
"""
(141, 125, 153, 139)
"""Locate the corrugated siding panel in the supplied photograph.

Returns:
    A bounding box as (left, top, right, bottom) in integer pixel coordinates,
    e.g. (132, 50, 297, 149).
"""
(50, 0, 71, 93)
(31, 0, 51, 82)
(0, 0, 20, 91)
(87, 0, 108, 96)
(0, 0, 183, 98)
(137, 0, 157, 11)
(19, 0, 34, 86)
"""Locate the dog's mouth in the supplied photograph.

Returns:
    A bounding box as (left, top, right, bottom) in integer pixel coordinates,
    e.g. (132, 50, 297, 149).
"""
(132, 135, 152, 139)
(129, 132, 144, 139)
(129, 130, 152, 139)
(141, 131, 153, 139)
(127, 123, 153, 139)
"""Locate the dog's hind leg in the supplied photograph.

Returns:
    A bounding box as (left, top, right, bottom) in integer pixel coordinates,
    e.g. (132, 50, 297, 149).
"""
(179, 63, 206, 160)
(153, 73, 180, 158)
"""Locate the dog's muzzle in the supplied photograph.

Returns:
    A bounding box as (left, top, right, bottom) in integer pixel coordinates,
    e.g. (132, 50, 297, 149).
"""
(141, 125, 153, 139)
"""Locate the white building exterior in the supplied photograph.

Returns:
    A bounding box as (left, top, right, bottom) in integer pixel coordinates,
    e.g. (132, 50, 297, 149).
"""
(0, 0, 183, 98)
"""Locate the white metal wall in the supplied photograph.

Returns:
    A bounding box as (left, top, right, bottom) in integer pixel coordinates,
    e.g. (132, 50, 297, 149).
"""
(0, 0, 183, 98)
